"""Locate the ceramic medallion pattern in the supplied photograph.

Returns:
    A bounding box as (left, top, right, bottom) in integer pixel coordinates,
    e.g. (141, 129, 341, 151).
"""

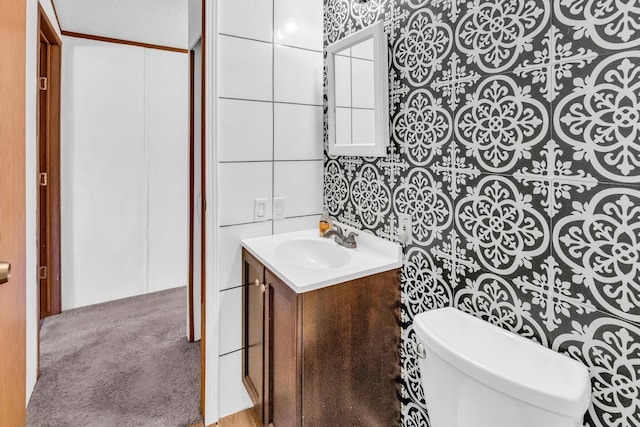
(323, 1, 640, 426)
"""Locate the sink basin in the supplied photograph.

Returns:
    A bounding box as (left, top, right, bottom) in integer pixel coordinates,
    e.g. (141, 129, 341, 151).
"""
(275, 239, 350, 270)
(242, 227, 402, 293)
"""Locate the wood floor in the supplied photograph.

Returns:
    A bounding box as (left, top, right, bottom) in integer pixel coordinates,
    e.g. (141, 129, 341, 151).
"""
(189, 408, 262, 427)
(218, 408, 262, 427)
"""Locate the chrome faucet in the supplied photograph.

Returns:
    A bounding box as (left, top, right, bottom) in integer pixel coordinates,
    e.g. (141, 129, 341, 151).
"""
(323, 224, 358, 249)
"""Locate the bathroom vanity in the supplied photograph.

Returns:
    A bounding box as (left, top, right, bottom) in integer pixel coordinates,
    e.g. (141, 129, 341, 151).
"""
(241, 228, 401, 426)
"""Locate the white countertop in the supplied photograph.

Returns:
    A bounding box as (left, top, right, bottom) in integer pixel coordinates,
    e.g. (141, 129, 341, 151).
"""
(242, 226, 402, 293)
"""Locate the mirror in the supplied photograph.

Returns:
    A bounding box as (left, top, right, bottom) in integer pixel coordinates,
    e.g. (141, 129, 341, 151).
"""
(326, 21, 389, 157)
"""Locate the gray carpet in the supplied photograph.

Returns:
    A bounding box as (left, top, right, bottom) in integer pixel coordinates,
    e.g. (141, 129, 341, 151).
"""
(27, 287, 202, 427)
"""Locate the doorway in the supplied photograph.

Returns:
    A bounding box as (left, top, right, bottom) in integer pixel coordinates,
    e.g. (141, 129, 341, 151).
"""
(30, 27, 202, 422)
(29, 2, 207, 424)
(37, 5, 62, 321)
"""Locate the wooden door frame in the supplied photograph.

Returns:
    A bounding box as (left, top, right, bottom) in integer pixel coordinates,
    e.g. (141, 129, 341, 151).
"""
(37, 5, 62, 321)
(188, 49, 196, 343)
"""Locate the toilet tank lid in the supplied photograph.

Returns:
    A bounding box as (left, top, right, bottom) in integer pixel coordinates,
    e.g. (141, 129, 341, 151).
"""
(414, 308, 591, 418)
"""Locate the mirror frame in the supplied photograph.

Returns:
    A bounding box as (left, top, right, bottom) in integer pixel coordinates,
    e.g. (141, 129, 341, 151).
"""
(326, 21, 389, 157)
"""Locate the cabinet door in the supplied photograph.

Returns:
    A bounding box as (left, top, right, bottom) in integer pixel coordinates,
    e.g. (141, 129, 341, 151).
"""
(242, 249, 267, 422)
(301, 270, 402, 426)
(266, 270, 302, 427)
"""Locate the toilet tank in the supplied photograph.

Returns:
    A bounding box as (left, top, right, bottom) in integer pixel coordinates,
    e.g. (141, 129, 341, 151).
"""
(413, 308, 591, 427)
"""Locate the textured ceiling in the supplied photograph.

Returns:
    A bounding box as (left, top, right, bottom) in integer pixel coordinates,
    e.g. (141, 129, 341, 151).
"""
(54, 0, 188, 49)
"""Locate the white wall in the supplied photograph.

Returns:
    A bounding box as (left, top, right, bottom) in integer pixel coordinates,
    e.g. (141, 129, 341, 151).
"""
(61, 36, 189, 310)
(210, 0, 324, 420)
(26, 0, 62, 403)
(39, 0, 62, 34)
(146, 49, 190, 294)
(188, 0, 202, 49)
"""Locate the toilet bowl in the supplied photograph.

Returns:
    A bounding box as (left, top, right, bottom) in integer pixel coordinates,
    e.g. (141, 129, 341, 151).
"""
(413, 308, 591, 427)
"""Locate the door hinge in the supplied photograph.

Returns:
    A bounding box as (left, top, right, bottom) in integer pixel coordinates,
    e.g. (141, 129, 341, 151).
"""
(39, 266, 47, 280)
(202, 198, 207, 212)
(39, 172, 48, 186)
(39, 77, 48, 91)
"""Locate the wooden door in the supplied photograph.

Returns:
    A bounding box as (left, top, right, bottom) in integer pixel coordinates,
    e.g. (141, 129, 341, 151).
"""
(38, 38, 49, 318)
(38, 37, 51, 318)
(0, 0, 27, 424)
(266, 270, 302, 427)
(242, 250, 267, 422)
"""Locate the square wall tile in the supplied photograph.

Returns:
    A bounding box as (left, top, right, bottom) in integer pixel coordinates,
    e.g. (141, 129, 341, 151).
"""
(218, 221, 272, 290)
(274, 45, 323, 105)
(218, 0, 273, 42)
(219, 351, 253, 417)
(218, 35, 272, 101)
(274, 0, 323, 51)
(552, 181, 640, 323)
(274, 160, 323, 218)
(274, 103, 323, 160)
(273, 215, 320, 234)
(218, 99, 273, 162)
(219, 162, 272, 226)
(219, 287, 242, 355)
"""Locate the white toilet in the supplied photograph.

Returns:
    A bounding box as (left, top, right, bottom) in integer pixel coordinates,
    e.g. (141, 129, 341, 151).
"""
(413, 308, 591, 427)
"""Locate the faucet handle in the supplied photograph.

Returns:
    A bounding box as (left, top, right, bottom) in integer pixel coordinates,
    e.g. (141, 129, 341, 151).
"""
(345, 232, 358, 248)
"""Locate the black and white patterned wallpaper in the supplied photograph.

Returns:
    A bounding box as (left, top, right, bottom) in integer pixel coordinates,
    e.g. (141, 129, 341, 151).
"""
(323, 1, 640, 426)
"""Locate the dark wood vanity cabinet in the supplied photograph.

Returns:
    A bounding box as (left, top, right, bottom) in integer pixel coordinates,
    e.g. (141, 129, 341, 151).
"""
(242, 249, 401, 427)
(242, 249, 268, 422)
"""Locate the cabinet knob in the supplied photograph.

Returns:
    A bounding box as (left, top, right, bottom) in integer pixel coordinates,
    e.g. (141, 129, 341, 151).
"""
(254, 279, 260, 287)
(260, 284, 266, 293)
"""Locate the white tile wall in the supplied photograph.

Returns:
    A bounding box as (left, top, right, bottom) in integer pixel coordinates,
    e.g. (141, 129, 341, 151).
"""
(219, 287, 242, 356)
(219, 351, 253, 417)
(274, 45, 323, 105)
(219, 0, 273, 42)
(218, 222, 272, 290)
(215, 0, 323, 417)
(274, 160, 323, 218)
(273, 215, 320, 234)
(274, 0, 323, 50)
(274, 103, 323, 160)
(219, 162, 273, 226)
(218, 99, 273, 162)
(218, 35, 273, 101)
